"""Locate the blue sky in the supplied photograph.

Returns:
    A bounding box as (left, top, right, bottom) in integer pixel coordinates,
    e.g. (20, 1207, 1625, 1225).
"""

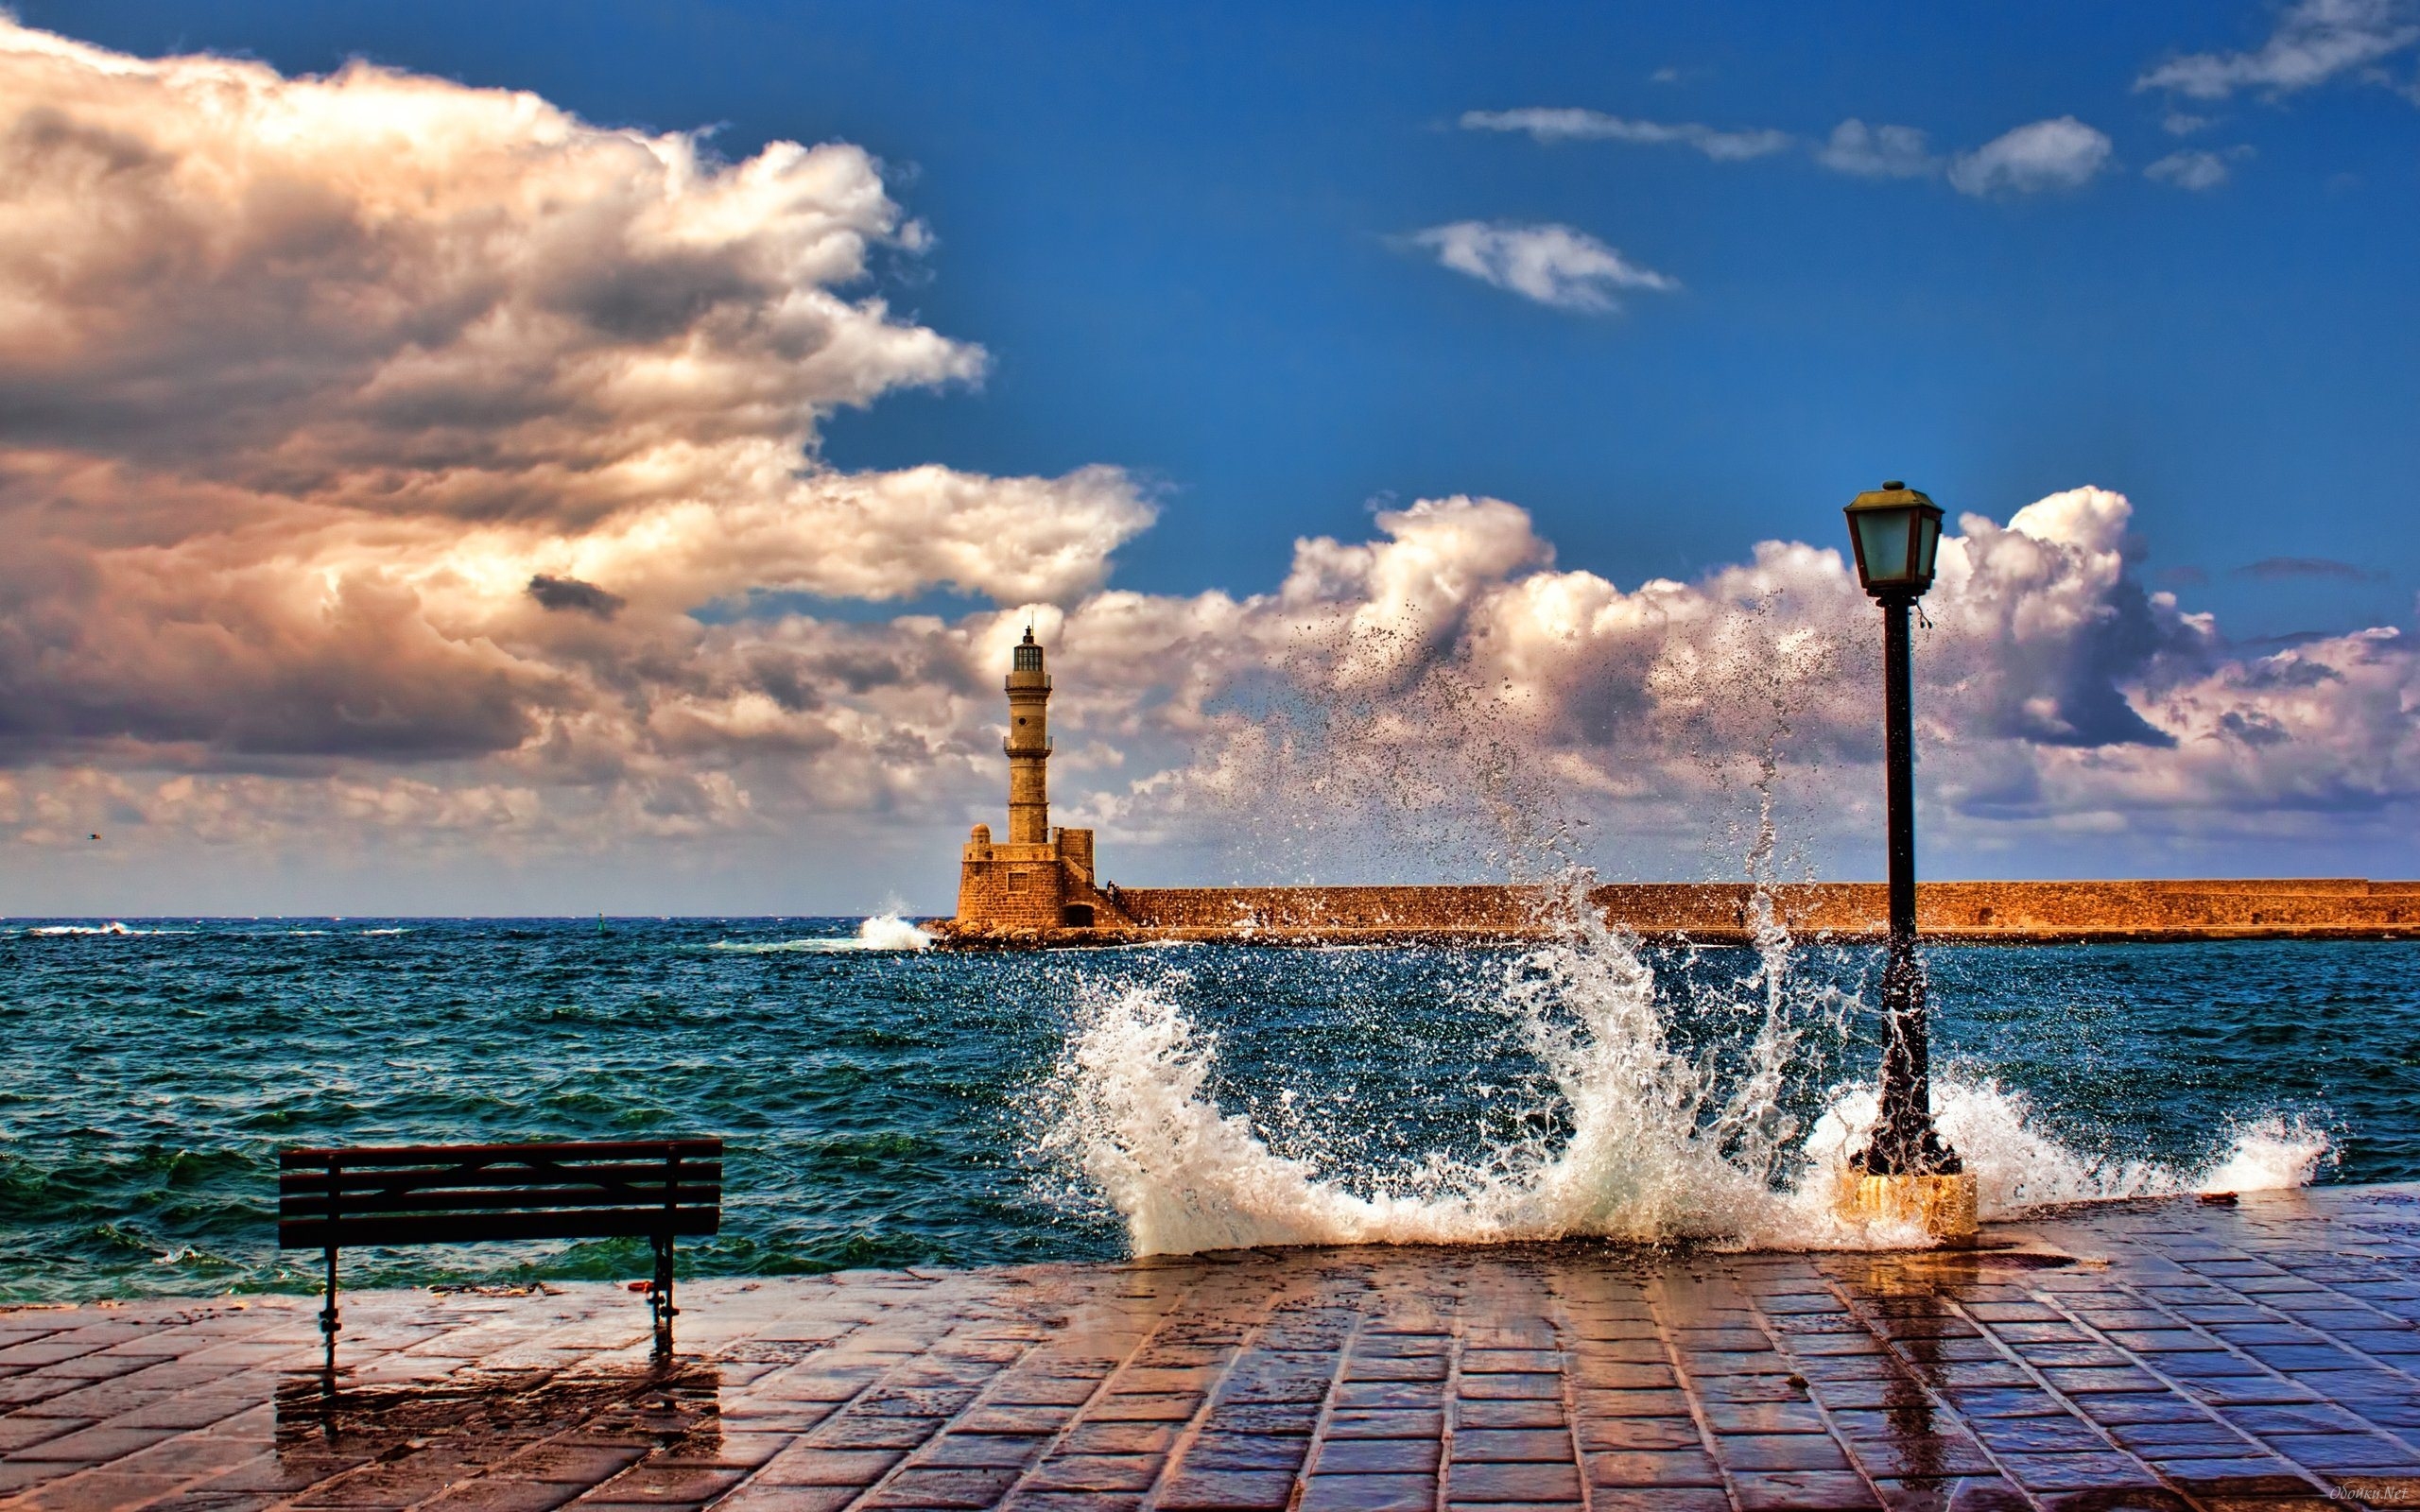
(0, 2, 2414, 912)
(34, 0, 2420, 638)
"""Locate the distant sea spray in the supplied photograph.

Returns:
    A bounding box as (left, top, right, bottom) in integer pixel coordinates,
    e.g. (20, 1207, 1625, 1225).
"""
(708, 914, 933, 954)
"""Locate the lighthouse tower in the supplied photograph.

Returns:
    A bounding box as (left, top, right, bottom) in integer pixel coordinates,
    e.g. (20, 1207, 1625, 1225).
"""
(952, 628, 1121, 932)
(1005, 627, 1051, 843)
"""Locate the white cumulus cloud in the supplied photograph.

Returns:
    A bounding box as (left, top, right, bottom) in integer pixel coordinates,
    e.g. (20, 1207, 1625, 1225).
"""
(1411, 222, 1679, 314)
(0, 19, 1153, 782)
(1947, 117, 2115, 197)
(1079, 489, 2419, 884)
(2137, 0, 2420, 100)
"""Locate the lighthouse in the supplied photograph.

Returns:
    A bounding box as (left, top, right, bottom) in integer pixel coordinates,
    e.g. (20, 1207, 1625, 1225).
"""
(951, 627, 1119, 933)
(1005, 627, 1051, 843)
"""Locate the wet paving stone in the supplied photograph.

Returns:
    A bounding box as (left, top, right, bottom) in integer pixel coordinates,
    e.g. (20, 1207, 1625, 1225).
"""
(25, 1188, 2420, 1506)
(1295, 1471, 1435, 1512)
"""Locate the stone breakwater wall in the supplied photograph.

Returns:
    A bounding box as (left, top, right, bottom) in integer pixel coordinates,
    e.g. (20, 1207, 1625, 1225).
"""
(934, 877, 2420, 946)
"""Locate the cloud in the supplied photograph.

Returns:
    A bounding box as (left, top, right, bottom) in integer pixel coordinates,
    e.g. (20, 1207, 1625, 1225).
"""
(1062, 487, 2418, 880)
(1813, 120, 1941, 179)
(2163, 112, 2216, 134)
(0, 42, 977, 502)
(2146, 146, 2254, 190)
(1470, 108, 2123, 200)
(0, 19, 1154, 779)
(2235, 557, 2388, 581)
(1410, 222, 1679, 313)
(1461, 108, 1795, 161)
(2137, 0, 2420, 100)
(1947, 117, 2115, 197)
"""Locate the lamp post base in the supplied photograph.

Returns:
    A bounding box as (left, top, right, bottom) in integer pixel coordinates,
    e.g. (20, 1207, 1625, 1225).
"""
(1840, 1169, 1979, 1246)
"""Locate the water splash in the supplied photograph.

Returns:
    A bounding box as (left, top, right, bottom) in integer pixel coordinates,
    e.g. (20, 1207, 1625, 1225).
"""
(1807, 1086, 2328, 1212)
(856, 913, 935, 952)
(1052, 589, 2339, 1254)
(1044, 913, 2331, 1256)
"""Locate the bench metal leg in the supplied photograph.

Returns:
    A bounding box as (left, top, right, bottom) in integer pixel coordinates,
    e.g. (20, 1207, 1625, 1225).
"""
(320, 1246, 340, 1384)
(649, 1234, 676, 1359)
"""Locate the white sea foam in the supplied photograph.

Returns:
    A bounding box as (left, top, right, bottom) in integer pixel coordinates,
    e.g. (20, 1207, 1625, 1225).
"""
(710, 914, 934, 954)
(2188, 1115, 2332, 1194)
(1808, 1087, 2328, 1211)
(24, 921, 187, 936)
(1044, 912, 2331, 1256)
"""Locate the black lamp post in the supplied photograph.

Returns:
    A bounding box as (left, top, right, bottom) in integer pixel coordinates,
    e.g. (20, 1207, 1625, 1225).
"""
(1843, 481, 1961, 1179)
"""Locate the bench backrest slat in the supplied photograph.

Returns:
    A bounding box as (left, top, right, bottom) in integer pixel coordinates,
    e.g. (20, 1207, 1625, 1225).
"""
(282, 1139, 721, 1168)
(278, 1182, 719, 1219)
(276, 1138, 722, 1251)
(279, 1160, 723, 1198)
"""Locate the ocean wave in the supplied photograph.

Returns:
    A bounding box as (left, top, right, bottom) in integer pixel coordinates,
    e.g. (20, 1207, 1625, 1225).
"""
(24, 921, 191, 936)
(709, 914, 933, 954)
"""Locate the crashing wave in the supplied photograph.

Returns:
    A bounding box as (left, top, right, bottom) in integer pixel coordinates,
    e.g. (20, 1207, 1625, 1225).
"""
(1043, 909, 2327, 1255)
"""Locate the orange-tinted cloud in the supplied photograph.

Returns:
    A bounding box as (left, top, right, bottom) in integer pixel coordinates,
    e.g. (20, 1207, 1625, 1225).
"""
(0, 21, 1151, 779)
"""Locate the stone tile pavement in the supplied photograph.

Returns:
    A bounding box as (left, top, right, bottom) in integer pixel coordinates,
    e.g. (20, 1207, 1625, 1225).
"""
(12, 1186, 2420, 1510)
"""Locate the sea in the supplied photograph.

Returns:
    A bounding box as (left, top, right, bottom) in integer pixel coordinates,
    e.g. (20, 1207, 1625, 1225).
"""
(1, 913, 2411, 1304)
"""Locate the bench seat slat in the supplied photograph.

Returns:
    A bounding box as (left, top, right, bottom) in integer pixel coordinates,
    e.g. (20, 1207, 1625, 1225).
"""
(280, 1208, 718, 1249)
(280, 1185, 719, 1220)
(281, 1139, 721, 1169)
(280, 1162, 721, 1195)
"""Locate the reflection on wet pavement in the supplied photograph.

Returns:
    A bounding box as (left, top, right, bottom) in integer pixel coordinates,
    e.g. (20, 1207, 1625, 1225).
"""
(10, 1186, 2420, 1508)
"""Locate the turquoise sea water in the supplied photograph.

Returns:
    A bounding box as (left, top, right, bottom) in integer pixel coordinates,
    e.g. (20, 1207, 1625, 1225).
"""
(1, 918, 2413, 1302)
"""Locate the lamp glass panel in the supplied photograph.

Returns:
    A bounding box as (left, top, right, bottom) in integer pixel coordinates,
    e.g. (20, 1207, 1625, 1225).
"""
(1854, 508, 1912, 586)
(1911, 510, 1942, 582)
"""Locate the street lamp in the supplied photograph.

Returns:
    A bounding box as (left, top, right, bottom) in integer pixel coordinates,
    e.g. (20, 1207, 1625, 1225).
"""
(1841, 480, 1977, 1242)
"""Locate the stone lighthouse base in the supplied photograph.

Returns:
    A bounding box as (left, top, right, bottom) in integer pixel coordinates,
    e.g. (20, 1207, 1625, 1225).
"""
(951, 822, 1132, 934)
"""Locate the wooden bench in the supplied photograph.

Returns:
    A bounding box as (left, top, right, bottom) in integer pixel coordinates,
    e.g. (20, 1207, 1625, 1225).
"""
(279, 1138, 721, 1371)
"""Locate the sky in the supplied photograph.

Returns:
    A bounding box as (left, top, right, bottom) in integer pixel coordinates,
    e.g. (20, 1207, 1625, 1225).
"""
(0, 0, 2414, 914)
